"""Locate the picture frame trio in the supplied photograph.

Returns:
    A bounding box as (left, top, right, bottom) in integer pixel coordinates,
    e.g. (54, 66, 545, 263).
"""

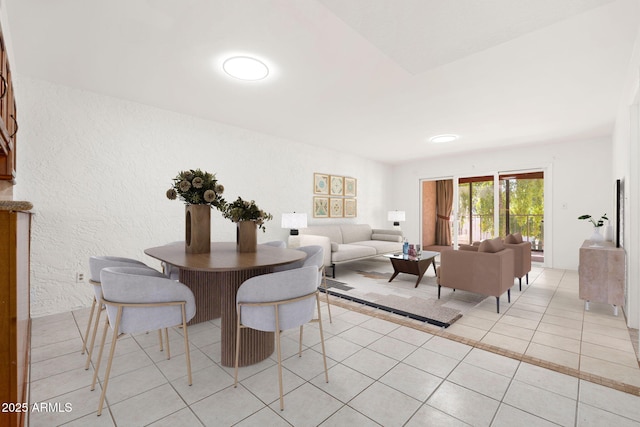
(313, 173, 357, 218)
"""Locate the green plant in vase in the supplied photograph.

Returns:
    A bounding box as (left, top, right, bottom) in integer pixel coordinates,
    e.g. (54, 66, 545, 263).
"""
(222, 197, 273, 232)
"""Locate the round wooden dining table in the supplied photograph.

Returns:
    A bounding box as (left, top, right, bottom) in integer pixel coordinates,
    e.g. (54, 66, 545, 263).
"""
(144, 241, 306, 367)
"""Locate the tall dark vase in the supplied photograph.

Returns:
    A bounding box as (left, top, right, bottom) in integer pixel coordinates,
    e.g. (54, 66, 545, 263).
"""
(236, 221, 257, 253)
(185, 204, 211, 253)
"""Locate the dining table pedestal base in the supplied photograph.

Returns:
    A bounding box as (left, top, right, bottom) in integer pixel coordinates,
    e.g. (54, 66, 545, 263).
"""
(145, 242, 305, 368)
(180, 266, 275, 367)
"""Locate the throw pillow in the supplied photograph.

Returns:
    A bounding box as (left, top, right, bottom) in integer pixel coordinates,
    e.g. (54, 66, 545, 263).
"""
(505, 233, 523, 244)
(478, 237, 505, 253)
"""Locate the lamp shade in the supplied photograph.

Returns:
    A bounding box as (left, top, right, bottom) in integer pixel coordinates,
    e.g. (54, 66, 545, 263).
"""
(281, 213, 308, 230)
(387, 211, 406, 222)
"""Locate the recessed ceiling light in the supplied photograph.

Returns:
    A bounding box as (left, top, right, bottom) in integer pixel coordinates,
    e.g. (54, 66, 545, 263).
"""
(429, 134, 459, 143)
(222, 56, 269, 81)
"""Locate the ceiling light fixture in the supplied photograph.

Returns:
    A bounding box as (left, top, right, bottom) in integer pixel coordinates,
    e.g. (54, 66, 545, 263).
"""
(222, 56, 269, 81)
(429, 134, 459, 143)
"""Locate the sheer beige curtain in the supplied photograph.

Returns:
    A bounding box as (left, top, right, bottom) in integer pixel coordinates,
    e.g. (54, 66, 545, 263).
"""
(435, 180, 453, 246)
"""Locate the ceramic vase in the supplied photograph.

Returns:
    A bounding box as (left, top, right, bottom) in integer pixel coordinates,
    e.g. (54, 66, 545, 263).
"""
(590, 226, 604, 246)
(237, 221, 257, 253)
(185, 204, 211, 253)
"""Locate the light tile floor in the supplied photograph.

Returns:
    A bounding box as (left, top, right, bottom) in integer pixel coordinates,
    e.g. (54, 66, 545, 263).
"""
(28, 266, 640, 426)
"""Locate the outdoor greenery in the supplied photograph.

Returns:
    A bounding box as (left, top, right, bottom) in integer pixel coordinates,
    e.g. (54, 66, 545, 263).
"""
(457, 177, 544, 247)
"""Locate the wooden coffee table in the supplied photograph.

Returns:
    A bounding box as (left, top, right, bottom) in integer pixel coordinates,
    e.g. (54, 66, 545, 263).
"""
(385, 251, 439, 288)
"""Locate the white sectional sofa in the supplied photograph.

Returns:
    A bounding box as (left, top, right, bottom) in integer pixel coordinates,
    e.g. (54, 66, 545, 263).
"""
(293, 224, 403, 277)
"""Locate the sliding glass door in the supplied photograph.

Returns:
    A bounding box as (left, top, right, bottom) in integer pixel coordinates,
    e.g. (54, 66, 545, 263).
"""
(499, 171, 544, 260)
(457, 176, 494, 245)
(420, 169, 546, 264)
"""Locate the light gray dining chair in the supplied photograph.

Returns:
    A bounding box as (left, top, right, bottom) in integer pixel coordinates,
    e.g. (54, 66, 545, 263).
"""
(83, 256, 161, 370)
(234, 266, 329, 411)
(273, 245, 332, 323)
(161, 261, 180, 280)
(91, 266, 196, 416)
(160, 241, 183, 280)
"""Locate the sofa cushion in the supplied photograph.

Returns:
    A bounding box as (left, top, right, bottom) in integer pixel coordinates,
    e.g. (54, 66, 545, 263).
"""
(372, 233, 402, 242)
(331, 244, 376, 262)
(505, 232, 523, 244)
(299, 225, 344, 244)
(351, 240, 402, 255)
(340, 224, 373, 244)
(330, 242, 339, 252)
(478, 237, 505, 253)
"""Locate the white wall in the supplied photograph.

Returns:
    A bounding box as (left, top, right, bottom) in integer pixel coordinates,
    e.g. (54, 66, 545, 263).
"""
(391, 138, 613, 270)
(15, 77, 394, 317)
(611, 24, 640, 328)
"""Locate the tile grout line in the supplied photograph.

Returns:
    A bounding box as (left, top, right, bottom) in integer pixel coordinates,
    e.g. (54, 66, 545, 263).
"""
(327, 295, 640, 397)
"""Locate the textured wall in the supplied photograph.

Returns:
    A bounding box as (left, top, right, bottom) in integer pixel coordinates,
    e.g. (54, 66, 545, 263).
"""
(14, 77, 393, 317)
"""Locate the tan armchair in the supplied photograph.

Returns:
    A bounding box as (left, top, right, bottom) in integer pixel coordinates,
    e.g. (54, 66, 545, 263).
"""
(504, 233, 532, 291)
(437, 238, 515, 313)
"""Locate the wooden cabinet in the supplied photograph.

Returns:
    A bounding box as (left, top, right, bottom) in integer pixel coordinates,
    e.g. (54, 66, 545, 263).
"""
(578, 240, 625, 315)
(0, 23, 18, 184)
(0, 210, 31, 427)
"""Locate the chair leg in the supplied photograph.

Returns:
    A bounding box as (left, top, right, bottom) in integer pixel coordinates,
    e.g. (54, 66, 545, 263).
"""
(158, 330, 164, 352)
(299, 325, 303, 357)
(526, 273, 529, 284)
(316, 292, 329, 384)
(519, 277, 522, 291)
(275, 306, 284, 411)
(322, 270, 332, 323)
(91, 316, 110, 391)
(496, 297, 500, 314)
(164, 328, 171, 360)
(437, 285, 441, 299)
(97, 307, 123, 416)
(234, 313, 242, 387)
(81, 296, 97, 355)
(181, 305, 192, 386)
(85, 305, 105, 370)
(508, 289, 511, 303)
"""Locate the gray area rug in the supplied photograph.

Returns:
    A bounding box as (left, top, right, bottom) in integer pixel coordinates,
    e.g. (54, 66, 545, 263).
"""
(322, 277, 466, 328)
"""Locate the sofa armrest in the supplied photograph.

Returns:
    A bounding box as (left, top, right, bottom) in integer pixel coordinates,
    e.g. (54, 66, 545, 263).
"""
(372, 228, 403, 242)
(504, 241, 532, 277)
(298, 234, 332, 267)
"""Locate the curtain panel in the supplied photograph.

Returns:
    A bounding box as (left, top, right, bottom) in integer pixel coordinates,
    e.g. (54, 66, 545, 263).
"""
(435, 180, 453, 246)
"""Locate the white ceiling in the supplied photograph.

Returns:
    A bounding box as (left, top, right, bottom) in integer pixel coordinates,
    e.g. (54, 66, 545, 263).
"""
(5, 0, 639, 164)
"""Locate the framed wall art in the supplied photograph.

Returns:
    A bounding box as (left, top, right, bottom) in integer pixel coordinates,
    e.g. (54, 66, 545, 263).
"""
(329, 198, 344, 217)
(314, 173, 329, 195)
(313, 197, 329, 218)
(344, 199, 357, 218)
(330, 175, 344, 196)
(344, 177, 357, 197)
